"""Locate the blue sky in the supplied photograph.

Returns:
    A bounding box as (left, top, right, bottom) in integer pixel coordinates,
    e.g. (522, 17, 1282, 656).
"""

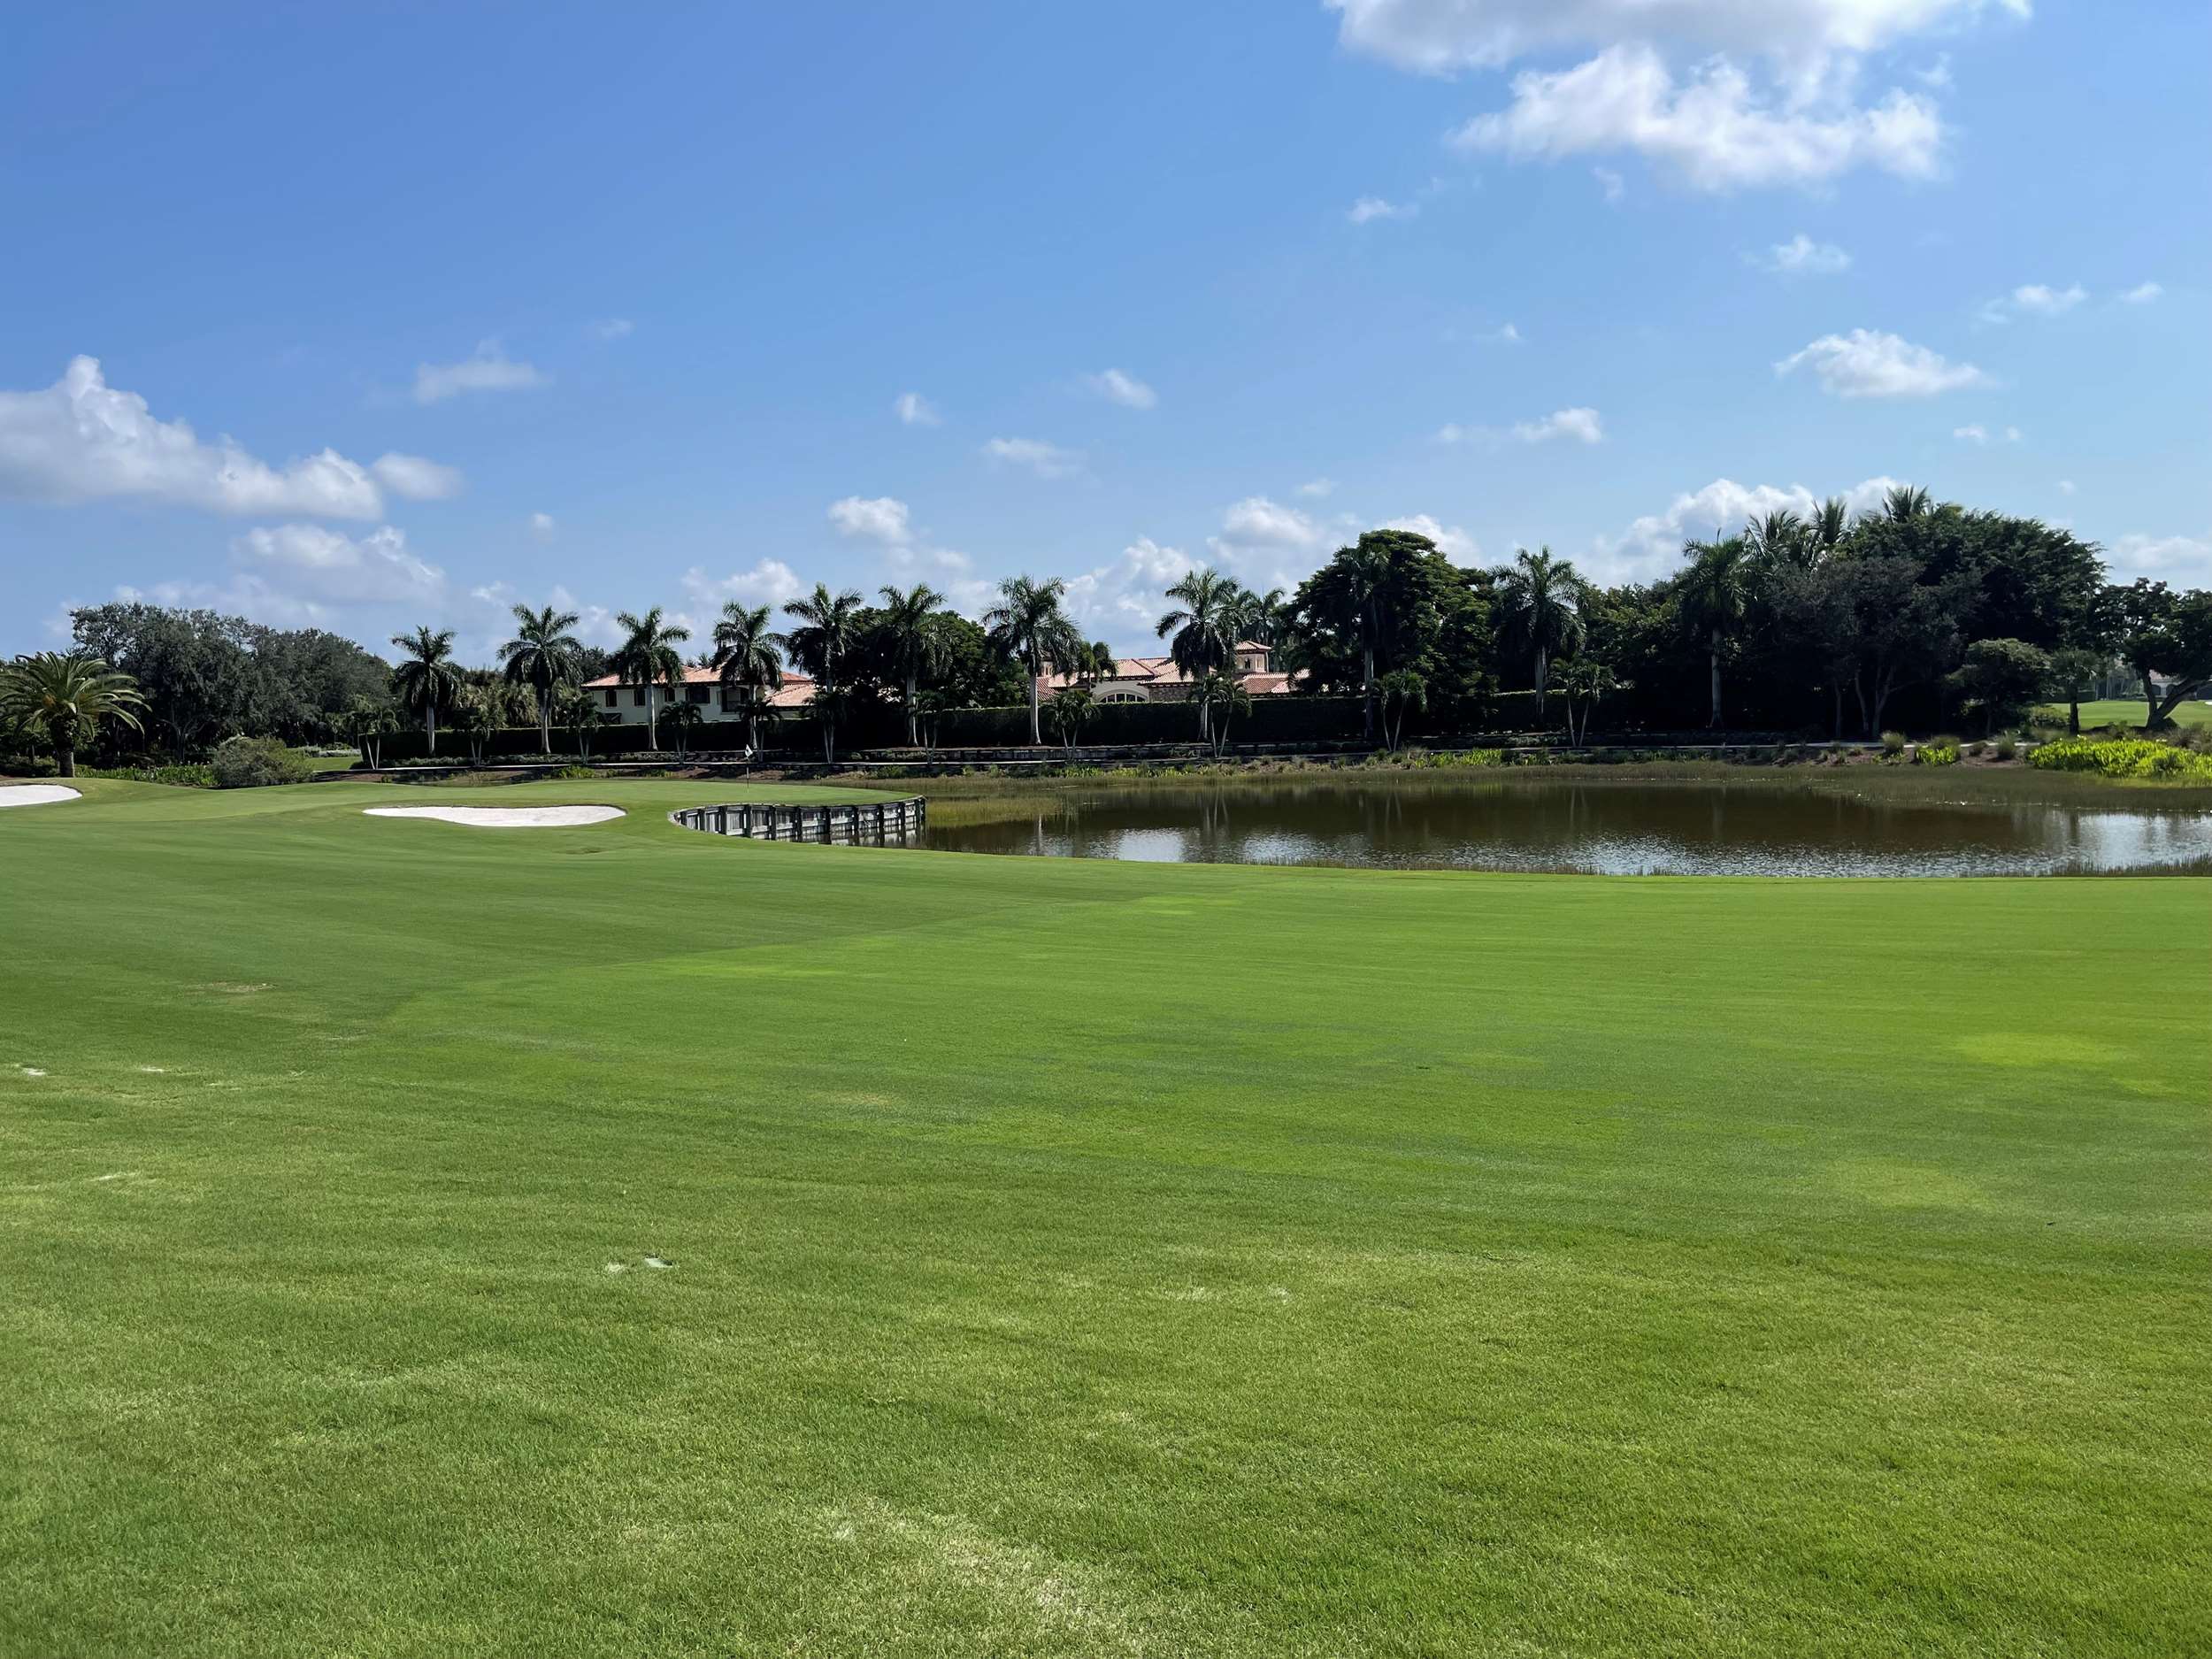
(3, 0, 2205, 659)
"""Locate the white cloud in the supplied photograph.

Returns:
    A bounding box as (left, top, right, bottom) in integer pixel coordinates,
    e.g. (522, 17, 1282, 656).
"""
(2004, 425, 2022, 442)
(1296, 478, 1337, 499)
(1953, 424, 1987, 443)
(1594, 165, 1626, 203)
(1217, 495, 1325, 549)
(1512, 406, 1605, 444)
(1348, 196, 1419, 224)
(546, 584, 625, 648)
(234, 522, 444, 606)
(1061, 537, 1201, 642)
(827, 495, 914, 546)
(1914, 53, 1955, 88)
(1595, 473, 1901, 580)
(591, 318, 634, 341)
(982, 437, 1084, 480)
(1981, 281, 2086, 323)
(412, 342, 549, 403)
(1083, 368, 1157, 410)
(1757, 233, 1852, 275)
(370, 451, 465, 501)
(2057, 479, 2076, 495)
(1327, 0, 2026, 72)
(1381, 513, 1481, 562)
(1776, 329, 1988, 397)
(678, 559, 805, 611)
(529, 511, 557, 538)
(1452, 44, 1943, 190)
(894, 391, 941, 426)
(2107, 531, 2211, 583)
(2120, 281, 2163, 305)
(0, 356, 397, 519)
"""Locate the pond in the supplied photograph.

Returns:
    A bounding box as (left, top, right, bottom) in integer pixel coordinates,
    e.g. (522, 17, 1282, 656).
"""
(917, 780, 2212, 877)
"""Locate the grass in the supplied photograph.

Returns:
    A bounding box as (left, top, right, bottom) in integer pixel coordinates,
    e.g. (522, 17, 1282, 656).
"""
(3, 777, 2207, 1657)
(2039, 697, 2212, 729)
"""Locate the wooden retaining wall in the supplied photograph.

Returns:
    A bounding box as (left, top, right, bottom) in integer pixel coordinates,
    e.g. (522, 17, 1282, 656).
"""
(670, 797, 927, 845)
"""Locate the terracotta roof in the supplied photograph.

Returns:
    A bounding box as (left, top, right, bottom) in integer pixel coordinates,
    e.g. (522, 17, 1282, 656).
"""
(1037, 645, 1288, 695)
(582, 667, 812, 691)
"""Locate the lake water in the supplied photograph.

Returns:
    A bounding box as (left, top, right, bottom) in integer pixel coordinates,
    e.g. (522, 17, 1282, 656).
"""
(918, 780, 2212, 877)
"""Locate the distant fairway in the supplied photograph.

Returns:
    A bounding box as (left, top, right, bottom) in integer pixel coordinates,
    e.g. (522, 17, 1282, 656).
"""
(2043, 696, 2212, 728)
(3, 779, 2206, 1657)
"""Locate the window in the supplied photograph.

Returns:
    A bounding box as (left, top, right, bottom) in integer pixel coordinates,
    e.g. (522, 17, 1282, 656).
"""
(632, 687, 645, 707)
(687, 685, 710, 705)
(602, 689, 616, 708)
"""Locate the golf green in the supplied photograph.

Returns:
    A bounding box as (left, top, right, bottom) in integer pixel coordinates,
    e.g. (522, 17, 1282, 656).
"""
(3, 779, 2206, 1657)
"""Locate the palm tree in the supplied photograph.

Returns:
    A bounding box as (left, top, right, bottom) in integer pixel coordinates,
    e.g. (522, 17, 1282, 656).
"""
(1157, 567, 1244, 740)
(1492, 548, 1586, 721)
(1883, 484, 1932, 523)
(778, 584, 865, 685)
(710, 602, 785, 758)
(1678, 536, 1755, 728)
(1812, 495, 1852, 551)
(496, 603, 583, 754)
(1046, 687, 1094, 751)
(1194, 669, 1254, 757)
(658, 699, 703, 759)
(878, 583, 949, 745)
(984, 574, 1082, 744)
(611, 607, 691, 751)
(343, 695, 398, 768)
(1376, 669, 1426, 754)
(457, 686, 501, 766)
(0, 652, 147, 777)
(1241, 587, 1294, 648)
(388, 626, 462, 754)
(1073, 641, 1119, 686)
(1553, 659, 1626, 745)
(555, 687, 602, 759)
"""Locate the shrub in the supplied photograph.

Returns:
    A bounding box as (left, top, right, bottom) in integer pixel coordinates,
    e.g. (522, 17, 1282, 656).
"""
(211, 735, 316, 789)
(1879, 729, 1907, 758)
(2030, 737, 2212, 780)
(85, 763, 217, 787)
(1993, 736, 2018, 763)
(550, 764, 596, 780)
(1916, 737, 1961, 767)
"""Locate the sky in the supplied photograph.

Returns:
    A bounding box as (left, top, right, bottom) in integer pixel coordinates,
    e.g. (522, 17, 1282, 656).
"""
(3, 0, 2206, 662)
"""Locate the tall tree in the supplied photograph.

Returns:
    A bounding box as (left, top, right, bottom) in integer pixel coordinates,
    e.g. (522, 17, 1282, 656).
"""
(710, 603, 786, 757)
(611, 608, 691, 751)
(1156, 567, 1245, 739)
(779, 585, 865, 686)
(984, 574, 1082, 744)
(1677, 535, 1755, 728)
(2114, 581, 2212, 729)
(388, 626, 461, 753)
(496, 603, 583, 754)
(1492, 547, 1586, 721)
(0, 652, 147, 777)
(876, 584, 950, 745)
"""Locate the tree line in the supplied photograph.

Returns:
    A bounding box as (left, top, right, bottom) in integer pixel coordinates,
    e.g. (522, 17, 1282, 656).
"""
(11, 484, 2210, 772)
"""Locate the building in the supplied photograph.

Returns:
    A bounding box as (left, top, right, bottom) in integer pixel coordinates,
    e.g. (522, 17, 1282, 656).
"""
(1034, 642, 1294, 705)
(580, 665, 816, 726)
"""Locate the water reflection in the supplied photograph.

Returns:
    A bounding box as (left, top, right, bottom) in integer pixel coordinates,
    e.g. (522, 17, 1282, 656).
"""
(922, 781, 2212, 876)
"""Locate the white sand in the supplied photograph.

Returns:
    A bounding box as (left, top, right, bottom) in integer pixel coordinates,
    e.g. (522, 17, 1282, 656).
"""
(0, 785, 81, 809)
(364, 803, 625, 828)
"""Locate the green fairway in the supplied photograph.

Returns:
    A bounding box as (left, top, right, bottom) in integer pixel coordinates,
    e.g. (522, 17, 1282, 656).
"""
(3, 779, 2207, 1657)
(2041, 696, 2212, 729)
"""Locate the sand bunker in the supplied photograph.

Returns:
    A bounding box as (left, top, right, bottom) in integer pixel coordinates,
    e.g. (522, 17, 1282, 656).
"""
(0, 785, 81, 810)
(365, 804, 625, 828)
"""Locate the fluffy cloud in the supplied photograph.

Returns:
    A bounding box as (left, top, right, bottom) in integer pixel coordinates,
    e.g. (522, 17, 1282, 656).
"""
(2120, 281, 2163, 305)
(529, 511, 557, 538)
(1452, 45, 1942, 189)
(1348, 196, 1419, 224)
(0, 356, 407, 519)
(1952, 424, 2023, 444)
(1217, 495, 1325, 549)
(2106, 532, 2210, 583)
(234, 522, 444, 605)
(678, 559, 805, 612)
(1296, 478, 1337, 499)
(1514, 407, 1605, 444)
(1327, 0, 2025, 72)
(1061, 538, 1200, 642)
(413, 342, 549, 403)
(1381, 514, 1480, 562)
(1594, 474, 1901, 580)
(1758, 233, 1851, 275)
(982, 437, 1084, 480)
(1980, 282, 2086, 323)
(894, 391, 941, 426)
(827, 495, 913, 545)
(1083, 368, 1157, 410)
(370, 452, 465, 501)
(1775, 329, 1987, 397)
